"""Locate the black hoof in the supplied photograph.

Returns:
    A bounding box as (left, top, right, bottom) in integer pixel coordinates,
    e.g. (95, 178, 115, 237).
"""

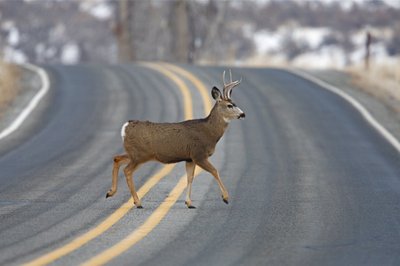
(223, 199, 229, 204)
(136, 205, 143, 209)
(188, 205, 196, 209)
(106, 193, 111, 198)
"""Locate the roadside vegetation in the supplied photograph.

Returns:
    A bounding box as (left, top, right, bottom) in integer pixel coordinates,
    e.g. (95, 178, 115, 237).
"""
(0, 59, 20, 116)
(348, 60, 400, 113)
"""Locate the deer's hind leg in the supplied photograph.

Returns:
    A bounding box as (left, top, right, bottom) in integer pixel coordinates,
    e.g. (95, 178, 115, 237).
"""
(185, 161, 196, 209)
(195, 159, 229, 204)
(106, 154, 130, 198)
(124, 161, 142, 208)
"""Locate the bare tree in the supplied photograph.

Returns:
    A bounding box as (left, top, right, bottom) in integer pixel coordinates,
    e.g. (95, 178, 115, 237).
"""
(365, 31, 372, 70)
(201, 0, 228, 62)
(115, 0, 134, 62)
(170, 0, 190, 63)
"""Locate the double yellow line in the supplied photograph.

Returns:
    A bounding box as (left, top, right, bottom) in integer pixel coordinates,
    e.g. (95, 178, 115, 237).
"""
(24, 63, 211, 266)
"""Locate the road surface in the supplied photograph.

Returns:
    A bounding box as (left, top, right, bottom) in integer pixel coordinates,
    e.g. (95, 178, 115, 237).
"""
(0, 63, 399, 265)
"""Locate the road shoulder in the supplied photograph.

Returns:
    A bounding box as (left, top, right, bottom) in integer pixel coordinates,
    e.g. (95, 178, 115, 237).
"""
(0, 64, 53, 157)
(302, 69, 400, 145)
(0, 65, 41, 134)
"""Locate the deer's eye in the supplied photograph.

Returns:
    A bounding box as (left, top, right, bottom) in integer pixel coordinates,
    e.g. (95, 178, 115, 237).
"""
(227, 104, 233, 109)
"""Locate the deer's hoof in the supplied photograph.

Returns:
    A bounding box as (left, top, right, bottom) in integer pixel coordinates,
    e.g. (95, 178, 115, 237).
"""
(185, 200, 196, 209)
(136, 205, 143, 209)
(185, 200, 192, 207)
(106, 192, 112, 198)
(222, 197, 229, 204)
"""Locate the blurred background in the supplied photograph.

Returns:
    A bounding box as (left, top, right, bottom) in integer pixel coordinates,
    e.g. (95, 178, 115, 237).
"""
(0, 0, 400, 116)
(0, 0, 399, 114)
(0, 0, 399, 68)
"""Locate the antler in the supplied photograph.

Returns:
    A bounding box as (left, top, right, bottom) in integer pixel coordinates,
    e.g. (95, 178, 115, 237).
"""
(222, 69, 242, 100)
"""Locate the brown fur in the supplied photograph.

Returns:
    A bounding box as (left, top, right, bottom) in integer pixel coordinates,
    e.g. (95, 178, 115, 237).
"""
(124, 105, 227, 165)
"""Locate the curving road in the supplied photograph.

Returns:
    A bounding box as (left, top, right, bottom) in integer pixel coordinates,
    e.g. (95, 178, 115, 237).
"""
(0, 64, 399, 265)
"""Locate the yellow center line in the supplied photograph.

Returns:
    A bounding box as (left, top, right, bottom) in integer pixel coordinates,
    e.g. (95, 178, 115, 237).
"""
(80, 168, 201, 266)
(23, 164, 175, 266)
(24, 63, 211, 266)
(79, 64, 212, 266)
(141, 63, 193, 120)
(23, 63, 195, 266)
(162, 63, 212, 116)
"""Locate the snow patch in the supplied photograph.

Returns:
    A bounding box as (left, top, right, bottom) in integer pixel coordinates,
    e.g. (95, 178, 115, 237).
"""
(253, 30, 282, 54)
(3, 46, 27, 64)
(80, 0, 113, 20)
(8, 27, 20, 46)
(292, 45, 346, 68)
(61, 43, 80, 64)
(292, 27, 329, 49)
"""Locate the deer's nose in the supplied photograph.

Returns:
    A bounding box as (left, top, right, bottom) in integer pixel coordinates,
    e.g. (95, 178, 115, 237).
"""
(238, 112, 245, 119)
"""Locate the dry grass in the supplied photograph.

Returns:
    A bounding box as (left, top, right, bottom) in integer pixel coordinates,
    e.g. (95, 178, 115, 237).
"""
(0, 60, 21, 116)
(348, 60, 400, 113)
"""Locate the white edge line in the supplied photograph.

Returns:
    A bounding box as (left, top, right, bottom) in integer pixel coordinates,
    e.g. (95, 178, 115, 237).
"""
(0, 63, 50, 140)
(287, 68, 400, 154)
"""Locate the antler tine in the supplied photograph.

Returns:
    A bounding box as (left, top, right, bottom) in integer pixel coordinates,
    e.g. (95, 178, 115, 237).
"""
(222, 69, 242, 100)
(234, 77, 243, 87)
(222, 70, 227, 86)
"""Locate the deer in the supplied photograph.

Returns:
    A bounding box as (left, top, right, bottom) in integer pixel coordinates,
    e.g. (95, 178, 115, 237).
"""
(106, 70, 245, 209)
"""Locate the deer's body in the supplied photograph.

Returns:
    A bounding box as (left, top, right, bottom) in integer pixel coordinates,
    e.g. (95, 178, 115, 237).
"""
(106, 70, 244, 208)
(124, 107, 227, 164)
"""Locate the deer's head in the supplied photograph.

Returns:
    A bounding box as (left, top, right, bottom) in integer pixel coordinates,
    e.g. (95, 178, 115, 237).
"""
(211, 70, 245, 122)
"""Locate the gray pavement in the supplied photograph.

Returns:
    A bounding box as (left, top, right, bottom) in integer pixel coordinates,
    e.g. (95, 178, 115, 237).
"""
(0, 65, 399, 265)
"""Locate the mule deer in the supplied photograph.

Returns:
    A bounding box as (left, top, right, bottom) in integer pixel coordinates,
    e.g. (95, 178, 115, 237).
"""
(106, 70, 245, 208)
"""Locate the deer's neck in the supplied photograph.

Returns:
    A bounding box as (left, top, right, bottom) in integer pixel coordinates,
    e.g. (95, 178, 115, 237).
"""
(204, 105, 228, 143)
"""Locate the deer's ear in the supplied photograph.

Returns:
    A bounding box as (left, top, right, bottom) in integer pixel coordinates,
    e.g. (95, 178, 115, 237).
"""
(211, 86, 222, 101)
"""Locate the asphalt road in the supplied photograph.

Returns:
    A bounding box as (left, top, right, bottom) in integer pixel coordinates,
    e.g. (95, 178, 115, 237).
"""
(0, 64, 399, 266)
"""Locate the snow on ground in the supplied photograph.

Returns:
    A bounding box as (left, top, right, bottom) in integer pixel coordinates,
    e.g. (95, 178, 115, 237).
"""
(79, 0, 113, 20)
(263, 0, 400, 9)
(253, 30, 282, 54)
(254, 27, 329, 54)
(292, 27, 329, 49)
(292, 45, 346, 68)
(61, 42, 81, 64)
(252, 24, 396, 69)
(3, 47, 27, 64)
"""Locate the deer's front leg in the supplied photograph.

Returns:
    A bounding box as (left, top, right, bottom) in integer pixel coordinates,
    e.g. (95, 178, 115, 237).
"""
(123, 162, 142, 208)
(185, 161, 196, 209)
(106, 154, 130, 198)
(195, 159, 229, 204)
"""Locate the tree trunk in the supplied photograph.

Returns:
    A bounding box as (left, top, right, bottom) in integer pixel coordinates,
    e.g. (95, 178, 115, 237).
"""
(171, 0, 189, 63)
(117, 0, 134, 62)
(365, 31, 372, 70)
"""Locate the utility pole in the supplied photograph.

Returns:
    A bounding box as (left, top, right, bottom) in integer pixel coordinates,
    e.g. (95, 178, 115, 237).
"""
(115, 0, 134, 62)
